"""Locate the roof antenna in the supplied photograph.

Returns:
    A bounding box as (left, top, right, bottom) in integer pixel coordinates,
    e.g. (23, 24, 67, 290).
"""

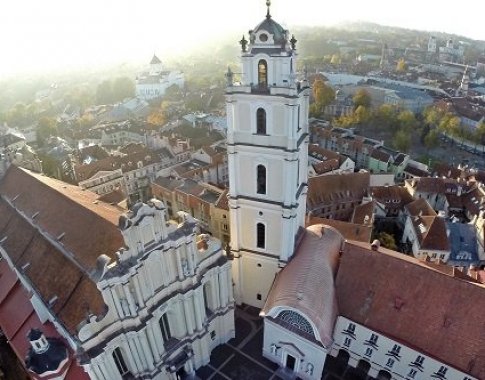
(266, 0, 271, 19)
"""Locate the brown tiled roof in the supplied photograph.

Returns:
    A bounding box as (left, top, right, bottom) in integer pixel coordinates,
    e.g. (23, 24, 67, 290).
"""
(370, 149, 391, 162)
(405, 198, 437, 217)
(371, 186, 414, 210)
(119, 142, 146, 155)
(351, 201, 375, 225)
(0, 167, 124, 333)
(97, 189, 127, 207)
(75, 147, 169, 181)
(307, 172, 370, 209)
(445, 193, 463, 209)
(432, 162, 463, 179)
(413, 216, 449, 251)
(404, 165, 430, 178)
(336, 241, 485, 378)
(307, 217, 372, 243)
(78, 145, 109, 161)
(262, 225, 344, 348)
(461, 188, 484, 217)
(312, 159, 339, 175)
(308, 145, 341, 161)
(215, 189, 229, 211)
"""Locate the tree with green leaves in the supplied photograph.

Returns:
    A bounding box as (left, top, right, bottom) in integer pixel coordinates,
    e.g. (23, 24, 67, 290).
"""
(312, 79, 335, 117)
(353, 89, 371, 109)
(372, 104, 398, 131)
(397, 110, 417, 131)
(438, 113, 461, 137)
(424, 129, 439, 149)
(377, 232, 397, 250)
(164, 84, 183, 101)
(393, 129, 411, 152)
(6, 102, 30, 128)
(37, 117, 58, 147)
(112, 77, 135, 102)
(354, 105, 371, 125)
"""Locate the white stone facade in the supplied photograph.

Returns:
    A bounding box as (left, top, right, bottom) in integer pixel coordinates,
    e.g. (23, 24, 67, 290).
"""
(226, 14, 310, 308)
(263, 311, 327, 380)
(78, 201, 235, 379)
(331, 317, 477, 380)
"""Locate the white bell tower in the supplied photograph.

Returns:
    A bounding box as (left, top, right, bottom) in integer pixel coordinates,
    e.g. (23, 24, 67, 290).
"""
(226, 1, 310, 308)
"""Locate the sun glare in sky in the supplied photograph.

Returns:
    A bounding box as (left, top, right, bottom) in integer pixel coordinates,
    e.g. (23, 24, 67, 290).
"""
(1, 0, 484, 77)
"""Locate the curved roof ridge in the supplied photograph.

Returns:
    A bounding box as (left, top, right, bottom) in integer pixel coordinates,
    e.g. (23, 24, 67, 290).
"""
(262, 224, 344, 347)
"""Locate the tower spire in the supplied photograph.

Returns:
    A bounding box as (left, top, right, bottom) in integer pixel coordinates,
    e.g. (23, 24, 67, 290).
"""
(266, 0, 271, 19)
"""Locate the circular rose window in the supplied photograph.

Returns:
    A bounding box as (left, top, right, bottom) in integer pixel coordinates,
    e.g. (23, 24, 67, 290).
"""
(259, 33, 268, 42)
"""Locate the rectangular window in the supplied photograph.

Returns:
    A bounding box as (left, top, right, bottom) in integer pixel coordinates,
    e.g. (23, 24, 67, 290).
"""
(344, 337, 352, 347)
(369, 333, 378, 344)
(437, 366, 448, 376)
(113, 347, 129, 375)
(386, 358, 395, 368)
(391, 344, 401, 355)
(257, 223, 265, 249)
(408, 369, 417, 379)
(414, 355, 425, 366)
(364, 347, 373, 357)
(159, 313, 172, 342)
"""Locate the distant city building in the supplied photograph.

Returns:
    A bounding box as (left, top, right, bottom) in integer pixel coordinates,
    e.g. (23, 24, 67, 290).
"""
(136, 55, 184, 101)
(439, 38, 465, 63)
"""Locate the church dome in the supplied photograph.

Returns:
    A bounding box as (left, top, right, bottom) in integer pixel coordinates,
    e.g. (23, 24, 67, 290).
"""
(253, 17, 287, 45)
(249, 0, 288, 46)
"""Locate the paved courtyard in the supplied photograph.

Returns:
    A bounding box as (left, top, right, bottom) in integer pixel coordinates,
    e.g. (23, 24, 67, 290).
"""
(195, 306, 375, 380)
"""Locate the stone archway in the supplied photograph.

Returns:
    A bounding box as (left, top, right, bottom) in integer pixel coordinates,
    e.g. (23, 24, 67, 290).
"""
(376, 369, 392, 380)
(356, 359, 371, 376)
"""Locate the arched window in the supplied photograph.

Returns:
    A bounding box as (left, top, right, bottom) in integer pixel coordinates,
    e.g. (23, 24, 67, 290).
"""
(159, 313, 172, 343)
(257, 223, 265, 249)
(258, 59, 267, 87)
(112, 347, 129, 375)
(256, 164, 266, 194)
(278, 310, 314, 336)
(256, 108, 266, 134)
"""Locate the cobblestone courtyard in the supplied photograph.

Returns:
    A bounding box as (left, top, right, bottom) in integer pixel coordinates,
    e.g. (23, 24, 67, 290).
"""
(195, 306, 376, 380)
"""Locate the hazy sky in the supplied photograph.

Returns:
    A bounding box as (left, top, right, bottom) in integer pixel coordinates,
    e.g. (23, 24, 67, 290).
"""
(1, 0, 484, 77)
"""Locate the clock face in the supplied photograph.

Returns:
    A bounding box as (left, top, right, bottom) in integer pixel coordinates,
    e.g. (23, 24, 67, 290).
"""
(259, 33, 268, 42)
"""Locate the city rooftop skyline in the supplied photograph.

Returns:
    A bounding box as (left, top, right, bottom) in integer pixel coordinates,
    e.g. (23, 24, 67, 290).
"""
(1, 0, 484, 77)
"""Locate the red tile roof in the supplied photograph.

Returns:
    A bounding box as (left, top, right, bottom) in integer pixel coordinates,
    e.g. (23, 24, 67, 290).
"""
(336, 241, 485, 378)
(405, 198, 437, 217)
(307, 172, 370, 210)
(307, 217, 372, 243)
(0, 167, 124, 334)
(0, 261, 89, 379)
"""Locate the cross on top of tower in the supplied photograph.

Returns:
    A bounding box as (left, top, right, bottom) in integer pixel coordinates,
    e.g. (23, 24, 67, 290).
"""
(266, 0, 271, 19)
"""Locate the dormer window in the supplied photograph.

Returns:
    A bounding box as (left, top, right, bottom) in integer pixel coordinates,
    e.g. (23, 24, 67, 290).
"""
(258, 60, 268, 88)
